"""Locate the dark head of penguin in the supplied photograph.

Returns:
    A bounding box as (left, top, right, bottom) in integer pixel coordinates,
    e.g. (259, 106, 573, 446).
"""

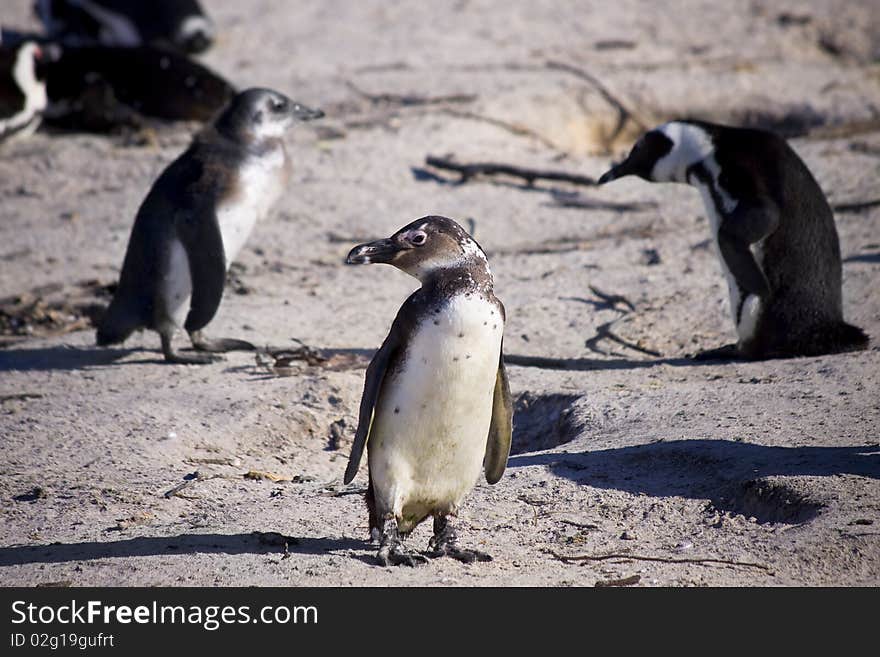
(34, 0, 216, 54)
(598, 129, 675, 184)
(346, 216, 486, 280)
(213, 87, 324, 144)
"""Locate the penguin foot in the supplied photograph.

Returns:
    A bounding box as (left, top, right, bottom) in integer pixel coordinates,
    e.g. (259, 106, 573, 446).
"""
(376, 514, 428, 567)
(189, 331, 255, 353)
(162, 334, 224, 364)
(164, 350, 224, 365)
(427, 541, 492, 564)
(691, 343, 742, 361)
(376, 543, 428, 568)
(427, 516, 492, 563)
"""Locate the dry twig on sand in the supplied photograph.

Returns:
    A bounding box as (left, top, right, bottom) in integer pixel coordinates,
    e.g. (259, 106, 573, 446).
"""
(434, 108, 559, 150)
(0, 392, 44, 403)
(545, 549, 772, 572)
(545, 59, 648, 141)
(424, 155, 596, 186)
(162, 472, 234, 499)
(831, 198, 880, 214)
(594, 574, 641, 587)
(346, 81, 477, 107)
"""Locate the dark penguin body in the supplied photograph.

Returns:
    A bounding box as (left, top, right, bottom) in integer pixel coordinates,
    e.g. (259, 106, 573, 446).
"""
(599, 120, 868, 360)
(0, 42, 47, 143)
(344, 216, 514, 566)
(36, 0, 215, 54)
(96, 88, 323, 364)
(40, 44, 234, 133)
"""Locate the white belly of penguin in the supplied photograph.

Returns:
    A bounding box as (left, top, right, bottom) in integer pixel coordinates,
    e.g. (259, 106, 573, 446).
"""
(163, 238, 193, 330)
(696, 183, 762, 342)
(216, 150, 286, 268)
(369, 294, 504, 532)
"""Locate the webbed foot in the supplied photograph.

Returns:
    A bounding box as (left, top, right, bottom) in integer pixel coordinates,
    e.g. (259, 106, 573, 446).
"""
(189, 330, 255, 353)
(376, 515, 427, 567)
(162, 334, 224, 364)
(427, 515, 492, 563)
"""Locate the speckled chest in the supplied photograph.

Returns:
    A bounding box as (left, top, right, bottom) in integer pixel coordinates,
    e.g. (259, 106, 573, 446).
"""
(372, 291, 503, 451)
(215, 144, 288, 268)
(368, 291, 504, 517)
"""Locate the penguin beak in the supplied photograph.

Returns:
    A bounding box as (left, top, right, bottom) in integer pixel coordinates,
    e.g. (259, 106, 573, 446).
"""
(291, 103, 324, 121)
(346, 238, 400, 265)
(597, 161, 630, 185)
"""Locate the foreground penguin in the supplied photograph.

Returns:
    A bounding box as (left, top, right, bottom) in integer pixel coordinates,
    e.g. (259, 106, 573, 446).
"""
(598, 120, 869, 360)
(96, 88, 323, 363)
(0, 41, 47, 143)
(344, 216, 514, 566)
(36, 0, 215, 54)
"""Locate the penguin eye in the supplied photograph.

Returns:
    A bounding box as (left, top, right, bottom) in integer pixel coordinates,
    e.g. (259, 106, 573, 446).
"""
(271, 98, 288, 113)
(410, 231, 427, 246)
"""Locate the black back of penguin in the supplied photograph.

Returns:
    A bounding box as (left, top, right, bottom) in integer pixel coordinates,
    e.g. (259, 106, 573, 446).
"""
(42, 44, 235, 130)
(695, 122, 866, 355)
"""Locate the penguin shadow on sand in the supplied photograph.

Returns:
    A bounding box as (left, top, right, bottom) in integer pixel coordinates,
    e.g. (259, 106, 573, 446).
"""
(0, 531, 371, 569)
(508, 440, 880, 523)
(0, 345, 136, 372)
(503, 353, 715, 372)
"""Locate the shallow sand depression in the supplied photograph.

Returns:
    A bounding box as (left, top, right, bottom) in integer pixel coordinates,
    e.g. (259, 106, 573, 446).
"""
(1, 0, 878, 586)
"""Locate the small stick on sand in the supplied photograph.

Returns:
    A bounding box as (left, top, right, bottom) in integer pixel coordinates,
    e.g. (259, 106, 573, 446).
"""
(435, 109, 559, 150)
(346, 81, 476, 107)
(425, 155, 597, 186)
(545, 60, 648, 140)
(162, 472, 232, 499)
(595, 574, 641, 587)
(545, 549, 772, 572)
(831, 198, 880, 214)
(0, 392, 44, 403)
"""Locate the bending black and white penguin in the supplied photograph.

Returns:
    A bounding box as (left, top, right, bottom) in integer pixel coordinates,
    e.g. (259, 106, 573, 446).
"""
(598, 120, 869, 360)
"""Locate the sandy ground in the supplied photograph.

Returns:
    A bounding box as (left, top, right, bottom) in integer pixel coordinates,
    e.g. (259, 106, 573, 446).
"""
(1, 0, 878, 587)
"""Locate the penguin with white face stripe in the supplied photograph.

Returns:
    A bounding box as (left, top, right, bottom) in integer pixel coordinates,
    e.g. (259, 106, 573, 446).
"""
(599, 120, 868, 360)
(344, 216, 514, 566)
(96, 88, 323, 364)
(36, 0, 215, 54)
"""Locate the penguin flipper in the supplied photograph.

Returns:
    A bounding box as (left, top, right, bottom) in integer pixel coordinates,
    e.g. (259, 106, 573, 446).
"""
(484, 353, 513, 485)
(343, 327, 402, 485)
(717, 203, 779, 298)
(176, 208, 227, 333)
